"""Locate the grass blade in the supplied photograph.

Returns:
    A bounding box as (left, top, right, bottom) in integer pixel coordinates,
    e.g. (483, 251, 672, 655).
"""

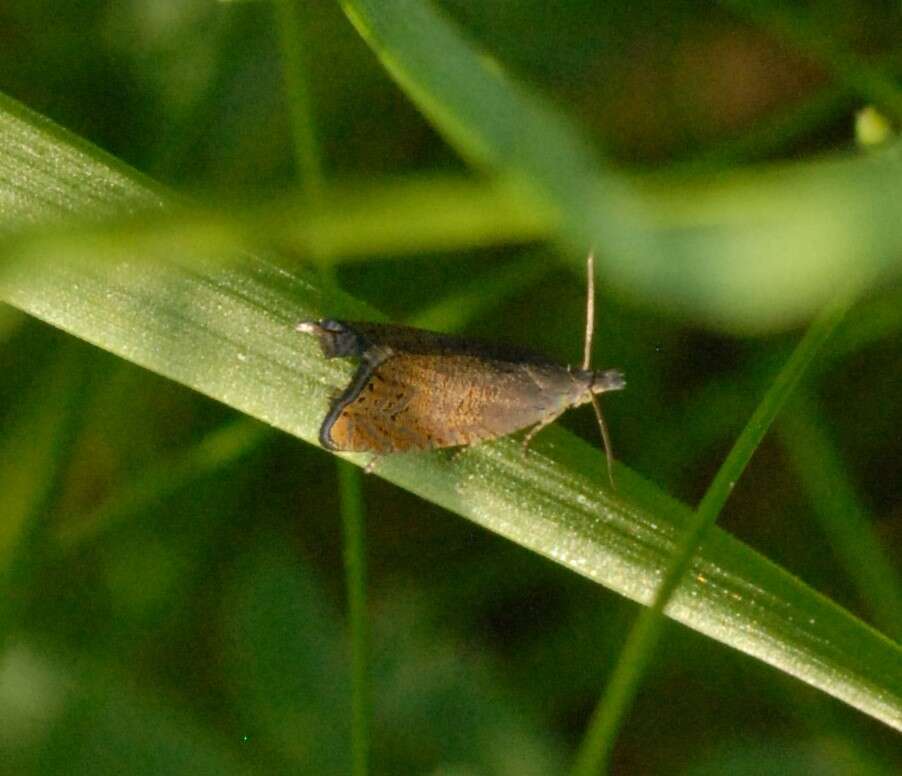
(275, 0, 324, 197)
(339, 460, 370, 776)
(0, 91, 900, 731)
(572, 295, 851, 775)
(339, 0, 902, 333)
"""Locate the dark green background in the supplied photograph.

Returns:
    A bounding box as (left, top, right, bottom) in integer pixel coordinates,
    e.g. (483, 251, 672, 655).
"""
(0, 1, 900, 774)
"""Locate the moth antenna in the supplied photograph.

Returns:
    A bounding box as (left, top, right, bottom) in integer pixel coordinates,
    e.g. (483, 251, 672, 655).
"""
(582, 251, 595, 372)
(584, 251, 615, 488)
(589, 393, 617, 490)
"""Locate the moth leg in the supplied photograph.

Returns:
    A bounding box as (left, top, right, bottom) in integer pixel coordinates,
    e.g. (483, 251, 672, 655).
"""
(364, 454, 380, 474)
(449, 445, 468, 461)
(521, 410, 567, 457)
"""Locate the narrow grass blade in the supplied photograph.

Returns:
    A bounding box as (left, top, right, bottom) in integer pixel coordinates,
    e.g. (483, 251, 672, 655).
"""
(275, 0, 323, 197)
(339, 460, 370, 776)
(572, 295, 851, 775)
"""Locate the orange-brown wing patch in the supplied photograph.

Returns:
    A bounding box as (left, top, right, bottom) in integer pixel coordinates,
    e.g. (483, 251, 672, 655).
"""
(324, 363, 426, 453)
(323, 353, 568, 453)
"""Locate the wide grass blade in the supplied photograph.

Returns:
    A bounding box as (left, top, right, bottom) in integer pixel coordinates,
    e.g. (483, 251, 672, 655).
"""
(0, 94, 900, 730)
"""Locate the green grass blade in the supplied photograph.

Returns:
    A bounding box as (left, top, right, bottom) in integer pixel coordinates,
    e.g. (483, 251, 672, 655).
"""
(275, 0, 324, 197)
(0, 94, 900, 731)
(275, 6, 370, 771)
(572, 295, 850, 775)
(1, 174, 553, 268)
(338, 460, 370, 776)
(339, 0, 902, 333)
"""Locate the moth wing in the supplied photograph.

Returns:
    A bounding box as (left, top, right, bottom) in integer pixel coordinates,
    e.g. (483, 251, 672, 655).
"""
(323, 356, 430, 453)
(323, 353, 573, 453)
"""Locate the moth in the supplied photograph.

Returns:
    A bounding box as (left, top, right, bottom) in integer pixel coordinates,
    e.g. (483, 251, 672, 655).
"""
(298, 254, 625, 485)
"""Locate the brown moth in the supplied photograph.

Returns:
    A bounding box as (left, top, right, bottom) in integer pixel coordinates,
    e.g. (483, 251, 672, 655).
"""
(298, 254, 625, 485)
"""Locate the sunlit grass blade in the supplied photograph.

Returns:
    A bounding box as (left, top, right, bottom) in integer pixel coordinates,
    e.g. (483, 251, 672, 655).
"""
(0, 173, 554, 266)
(0, 91, 901, 730)
(4, 83, 902, 332)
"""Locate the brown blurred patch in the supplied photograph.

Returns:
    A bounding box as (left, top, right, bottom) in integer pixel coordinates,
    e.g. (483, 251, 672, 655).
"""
(584, 22, 827, 161)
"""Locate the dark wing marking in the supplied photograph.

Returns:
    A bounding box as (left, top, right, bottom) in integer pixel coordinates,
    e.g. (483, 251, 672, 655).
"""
(339, 321, 556, 366)
(321, 358, 431, 452)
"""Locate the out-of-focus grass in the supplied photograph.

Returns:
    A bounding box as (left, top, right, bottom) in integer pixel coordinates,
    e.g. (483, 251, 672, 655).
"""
(0, 1, 900, 774)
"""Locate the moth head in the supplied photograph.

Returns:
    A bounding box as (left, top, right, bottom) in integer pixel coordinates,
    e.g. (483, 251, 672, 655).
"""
(296, 319, 363, 358)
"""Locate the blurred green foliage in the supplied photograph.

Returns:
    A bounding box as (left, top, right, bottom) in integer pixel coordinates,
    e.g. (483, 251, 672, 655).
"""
(0, 1, 900, 774)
